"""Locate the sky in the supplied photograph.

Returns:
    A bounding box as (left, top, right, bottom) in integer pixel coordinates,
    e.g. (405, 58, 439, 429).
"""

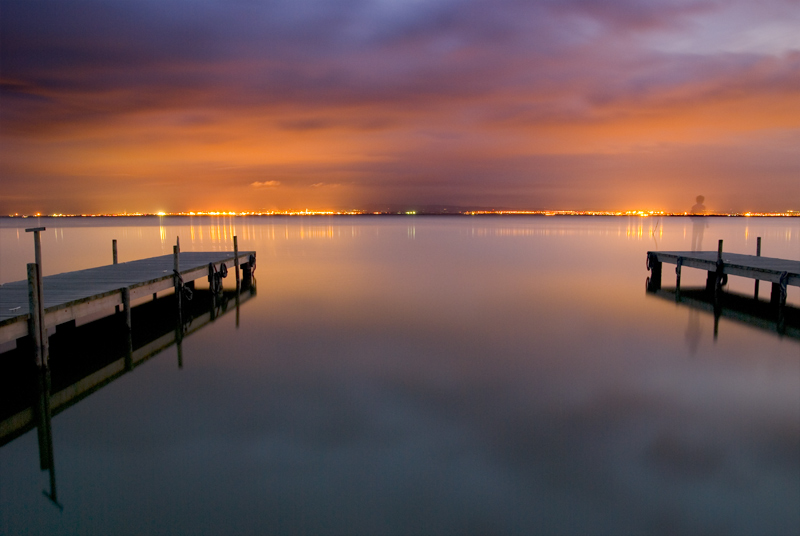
(1, 0, 799, 214)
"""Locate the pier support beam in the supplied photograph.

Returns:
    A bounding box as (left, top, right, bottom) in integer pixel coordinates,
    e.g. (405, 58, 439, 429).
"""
(754, 237, 761, 299)
(173, 244, 182, 310)
(233, 236, 240, 289)
(27, 263, 48, 369)
(770, 283, 782, 305)
(647, 253, 661, 291)
(122, 287, 133, 371)
(112, 239, 118, 265)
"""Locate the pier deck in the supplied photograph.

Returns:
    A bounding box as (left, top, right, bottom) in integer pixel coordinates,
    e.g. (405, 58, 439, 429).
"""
(646, 245, 800, 316)
(0, 251, 254, 345)
(647, 251, 800, 286)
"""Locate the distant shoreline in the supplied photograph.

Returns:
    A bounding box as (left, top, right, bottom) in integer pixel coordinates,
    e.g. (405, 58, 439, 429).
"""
(2, 212, 798, 218)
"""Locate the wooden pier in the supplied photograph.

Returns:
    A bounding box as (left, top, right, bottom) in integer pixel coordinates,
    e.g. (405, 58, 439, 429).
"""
(647, 241, 799, 306)
(0, 248, 255, 347)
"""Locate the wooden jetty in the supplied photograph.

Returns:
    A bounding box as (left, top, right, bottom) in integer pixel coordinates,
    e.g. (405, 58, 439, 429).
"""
(647, 240, 799, 306)
(0, 245, 256, 347)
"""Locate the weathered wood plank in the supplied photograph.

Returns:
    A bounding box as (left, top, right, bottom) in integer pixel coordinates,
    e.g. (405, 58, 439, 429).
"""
(648, 251, 800, 286)
(0, 251, 254, 344)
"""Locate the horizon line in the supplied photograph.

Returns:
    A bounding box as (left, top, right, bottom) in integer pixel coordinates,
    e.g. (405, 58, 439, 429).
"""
(4, 210, 799, 218)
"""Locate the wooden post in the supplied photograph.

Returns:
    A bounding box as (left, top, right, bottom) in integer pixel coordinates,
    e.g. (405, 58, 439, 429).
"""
(173, 244, 181, 308)
(113, 240, 120, 312)
(122, 288, 133, 371)
(208, 263, 217, 321)
(122, 287, 132, 331)
(754, 237, 761, 299)
(25, 227, 45, 273)
(25, 228, 48, 362)
(715, 239, 725, 294)
(233, 236, 240, 288)
(675, 257, 682, 300)
(647, 253, 662, 291)
(175, 239, 184, 370)
(771, 282, 781, 305)
(28, 263, 45, 368)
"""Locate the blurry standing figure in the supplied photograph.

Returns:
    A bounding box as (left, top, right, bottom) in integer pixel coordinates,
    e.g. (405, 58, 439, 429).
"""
(690, 195, 708, 251)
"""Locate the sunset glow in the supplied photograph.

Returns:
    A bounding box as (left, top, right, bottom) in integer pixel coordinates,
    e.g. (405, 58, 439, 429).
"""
(2, 0, 799, 214)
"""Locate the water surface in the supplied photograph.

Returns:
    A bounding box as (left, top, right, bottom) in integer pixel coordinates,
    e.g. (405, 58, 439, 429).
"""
(1, 216, 798, 535)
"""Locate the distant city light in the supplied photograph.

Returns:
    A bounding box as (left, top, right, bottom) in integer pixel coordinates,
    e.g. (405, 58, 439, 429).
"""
(4, 209, 799, 218)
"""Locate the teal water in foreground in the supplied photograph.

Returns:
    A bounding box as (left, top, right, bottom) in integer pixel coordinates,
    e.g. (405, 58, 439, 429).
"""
(1, 216, 799, 535)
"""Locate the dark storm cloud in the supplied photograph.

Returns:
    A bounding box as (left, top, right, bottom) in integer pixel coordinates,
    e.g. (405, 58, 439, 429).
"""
(1, 0, 764, 122)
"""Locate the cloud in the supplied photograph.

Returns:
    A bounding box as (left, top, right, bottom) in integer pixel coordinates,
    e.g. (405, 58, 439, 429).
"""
(251, 180, 281, 188)
(1, 0, 799, 212)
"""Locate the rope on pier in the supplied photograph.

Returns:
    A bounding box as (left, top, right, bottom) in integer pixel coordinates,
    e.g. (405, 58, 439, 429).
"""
(173, 270, 194, 301)
(208, 262, 229, 294)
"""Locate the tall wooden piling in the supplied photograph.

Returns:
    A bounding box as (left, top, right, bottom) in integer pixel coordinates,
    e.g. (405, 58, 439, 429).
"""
(25, 227, 45, 273)
(122, 287, 133, 371)
(174, 241, 184, 369)
(714, 239, 725, 295)
(233, 236, 240, 288)
(25, 228, 48, 361)
(27, 263, 48, 368)
(173, 244, 181, 311)
(754, 237, 761, 299)
(114, 240, 120, 312)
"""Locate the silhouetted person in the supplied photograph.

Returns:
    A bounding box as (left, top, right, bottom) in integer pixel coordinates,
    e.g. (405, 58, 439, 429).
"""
(690, 195, 707, 251)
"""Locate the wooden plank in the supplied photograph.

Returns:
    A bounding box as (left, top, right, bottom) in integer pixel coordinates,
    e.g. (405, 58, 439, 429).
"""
(0, 251, 254, 344)
(648, 251, 800, 286)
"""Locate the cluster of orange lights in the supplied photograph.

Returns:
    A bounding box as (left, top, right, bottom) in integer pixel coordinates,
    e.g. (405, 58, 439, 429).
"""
(466, 210, 799, 217)
(5, 210, 798, 218)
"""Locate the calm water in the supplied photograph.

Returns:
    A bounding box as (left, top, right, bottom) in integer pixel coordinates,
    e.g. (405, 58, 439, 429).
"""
(1, 216, 799, 535)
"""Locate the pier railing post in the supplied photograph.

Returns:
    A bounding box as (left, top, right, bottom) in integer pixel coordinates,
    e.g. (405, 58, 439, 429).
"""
(25, 227, 45, 273)
(754, 237, 761, 299)
(27, 263, 46, 368)
(122, 287, 133, 371)
(714, 239, 725, 295)
(233, 236, 240, 289)
(113, 240, 120, 312)
(25, 227, 48, 362)
(174, 240, 184, 370)
(174, 244, 181, 310)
